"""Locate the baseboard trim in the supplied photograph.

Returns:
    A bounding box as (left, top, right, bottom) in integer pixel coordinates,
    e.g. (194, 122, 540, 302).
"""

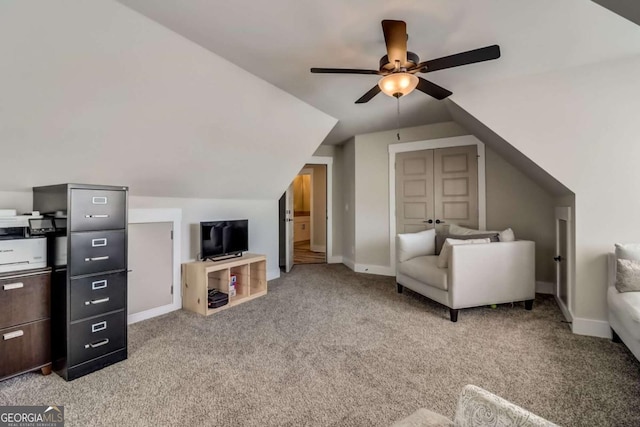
(572, 317, 611, 338)
(535, 281, 555, 295)
(354, 264, 395, 277)
(343, 257, 355, 271)
(310, 244, 326, 253)
(128, 303, 180, 325)
(554, 295, 573, 323)
(267, 268, 280, 281)
(328, 255, 343, 264)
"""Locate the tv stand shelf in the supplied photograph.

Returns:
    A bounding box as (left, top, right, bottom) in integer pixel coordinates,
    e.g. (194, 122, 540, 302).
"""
(181, 253, 267, 316)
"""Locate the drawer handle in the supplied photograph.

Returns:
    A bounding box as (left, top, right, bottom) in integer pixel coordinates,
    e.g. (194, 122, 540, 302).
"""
(92, 197, 108, 205)
(3, 330, 24, 340)
(3, 282, 24, 291)
(85, 214, 109, 219)
(85, 256, 109, 262)
(91, 321, 107, 333)
(91, 238, 107, 247)
(85, 338, 109, 349)
(92, 280, 107, 290)
(85, 297, 110, 305)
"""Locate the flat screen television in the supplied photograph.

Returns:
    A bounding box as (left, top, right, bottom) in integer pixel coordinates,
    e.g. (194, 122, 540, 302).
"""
(200, 220, 248, 261)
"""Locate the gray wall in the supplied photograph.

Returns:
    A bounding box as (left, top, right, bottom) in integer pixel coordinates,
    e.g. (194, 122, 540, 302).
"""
(353, 122, 468, 267)
(331, 121, 556, 284)
(485, 148, 556, 283)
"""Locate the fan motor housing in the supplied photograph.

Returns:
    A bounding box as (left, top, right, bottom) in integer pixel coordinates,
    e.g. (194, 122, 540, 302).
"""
(379, 51, 420, 71)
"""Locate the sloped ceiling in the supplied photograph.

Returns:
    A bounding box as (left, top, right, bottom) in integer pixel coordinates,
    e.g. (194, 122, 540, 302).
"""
(118, 0, 640, 145)
(0, 1, 336, 199)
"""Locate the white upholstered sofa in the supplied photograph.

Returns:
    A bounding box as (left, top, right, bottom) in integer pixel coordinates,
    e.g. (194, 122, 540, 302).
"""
(607, 251, 640, 362)
(396, 228, 535, 322)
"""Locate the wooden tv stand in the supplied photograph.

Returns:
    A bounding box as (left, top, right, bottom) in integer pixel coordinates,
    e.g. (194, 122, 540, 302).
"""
(181, 253, 267, 316)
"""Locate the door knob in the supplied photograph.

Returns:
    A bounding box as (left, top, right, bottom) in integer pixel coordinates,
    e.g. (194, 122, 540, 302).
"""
(553, 256, 563, 262)
(423, 219, 433, 224)
(435, 219, 446, 224)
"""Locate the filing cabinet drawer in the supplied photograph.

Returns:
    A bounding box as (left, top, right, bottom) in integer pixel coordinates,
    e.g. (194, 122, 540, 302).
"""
(70, 272, 126, 322)
(0, 271, 50, 329)
(0, 319, 50, 379)
(68, 311, 125, 366)
(70, 189, 126, 232)
(69, 230, 125, 277)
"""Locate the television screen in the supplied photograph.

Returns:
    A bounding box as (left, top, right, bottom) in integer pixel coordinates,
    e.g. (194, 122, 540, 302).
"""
(200, 220, 248, 260)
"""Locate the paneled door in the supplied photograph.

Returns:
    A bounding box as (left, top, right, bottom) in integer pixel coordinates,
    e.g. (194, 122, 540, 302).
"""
(396, 145, 478, 233)
(396, 150, 435, 233)
(434, 145, 479, 229)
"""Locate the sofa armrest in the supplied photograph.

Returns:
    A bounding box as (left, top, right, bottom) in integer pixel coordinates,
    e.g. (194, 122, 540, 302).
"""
(455, 385, 557, 426)
(607, 252, 617, 289)
(449, 241, 535, 309)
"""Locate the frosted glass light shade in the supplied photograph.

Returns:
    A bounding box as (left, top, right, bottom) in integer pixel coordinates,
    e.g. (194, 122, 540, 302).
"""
(378, 73, 419, 98)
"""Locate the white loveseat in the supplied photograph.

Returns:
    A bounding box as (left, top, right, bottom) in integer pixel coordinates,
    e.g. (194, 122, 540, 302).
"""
(607, 252, 640, 362)
(396, 229, 535, 322)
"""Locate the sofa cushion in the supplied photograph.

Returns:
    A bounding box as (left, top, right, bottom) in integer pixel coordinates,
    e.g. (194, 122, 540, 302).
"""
(398, 255, 448, 291)
(437, 238, 491, 269)
(397, 229, 437, 262)
(435, 233, 499, 255)
(616, 259, 640, 292)
(615, 243, 640, 261)
(608, 286, 640, 340)
(449, 224, 515, 242)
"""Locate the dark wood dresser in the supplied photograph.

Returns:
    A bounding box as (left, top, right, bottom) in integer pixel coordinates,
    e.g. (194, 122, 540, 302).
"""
(33, 183, 128, 381)
(0, 268, 52, 380)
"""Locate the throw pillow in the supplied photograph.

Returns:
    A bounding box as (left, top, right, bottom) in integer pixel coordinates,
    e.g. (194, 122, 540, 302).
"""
(615, 243, 640, 261)
(397, 228, 436, 262)
(616, 258, 640, 292)
(437, 237, 491, 269)
(499, 228, 516, 242)
(435, 233, 499, 255)
(449, 224, 515, 242)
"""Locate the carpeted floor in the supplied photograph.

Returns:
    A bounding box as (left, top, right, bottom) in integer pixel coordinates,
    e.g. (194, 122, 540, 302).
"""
(1, 264, 639, 426)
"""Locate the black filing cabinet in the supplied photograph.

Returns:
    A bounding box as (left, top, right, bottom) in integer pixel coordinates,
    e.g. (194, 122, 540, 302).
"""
(33, 184, 128, 381)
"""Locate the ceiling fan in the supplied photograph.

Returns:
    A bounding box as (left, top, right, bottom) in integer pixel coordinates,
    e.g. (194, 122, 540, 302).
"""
(310, 20, 501, 104)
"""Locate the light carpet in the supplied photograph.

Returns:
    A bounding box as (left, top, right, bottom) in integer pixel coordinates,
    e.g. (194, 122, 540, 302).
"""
(1, 264, 639, 426)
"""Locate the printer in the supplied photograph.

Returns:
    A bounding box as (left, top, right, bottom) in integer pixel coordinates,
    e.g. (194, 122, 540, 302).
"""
(0, 209, 48, 273)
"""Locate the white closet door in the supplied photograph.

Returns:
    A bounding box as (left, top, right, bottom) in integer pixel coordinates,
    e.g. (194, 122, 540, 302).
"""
(128, 222, 173, 315)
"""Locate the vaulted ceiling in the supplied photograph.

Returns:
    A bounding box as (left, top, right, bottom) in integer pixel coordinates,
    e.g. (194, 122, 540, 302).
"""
(118, 0, 640, 145)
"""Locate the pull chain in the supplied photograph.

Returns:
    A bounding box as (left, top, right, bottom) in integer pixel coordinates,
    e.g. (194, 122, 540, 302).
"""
(396, 95, 401, 141)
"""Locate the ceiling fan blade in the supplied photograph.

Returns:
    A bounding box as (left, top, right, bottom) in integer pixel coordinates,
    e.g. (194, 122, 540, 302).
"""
(416, 45, 501, 73)
(355, 85, 382, 104)
(416, 77, 452, 100)
(382, 20, 407, 67)
(310, 67, 381, 75)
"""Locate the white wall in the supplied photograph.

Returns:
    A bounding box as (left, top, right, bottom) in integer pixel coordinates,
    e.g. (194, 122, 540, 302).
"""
(342, 139, 356, 267)
(0, 0, 336, 199)
(0, 191, 281, 280)
(312, 145, 344, 260)
(450, 54, 640, 334)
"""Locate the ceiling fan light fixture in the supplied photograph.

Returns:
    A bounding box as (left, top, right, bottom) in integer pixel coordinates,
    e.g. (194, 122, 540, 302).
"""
(378, 72, 419, 98)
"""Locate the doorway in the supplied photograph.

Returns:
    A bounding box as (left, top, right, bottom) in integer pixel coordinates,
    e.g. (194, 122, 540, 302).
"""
(555, 206, 572, 321)
(279, 162, 329, 270)
(389, 135, 487, 269)
(293, 165, 326, 264)
(395, 145, 479, 234)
